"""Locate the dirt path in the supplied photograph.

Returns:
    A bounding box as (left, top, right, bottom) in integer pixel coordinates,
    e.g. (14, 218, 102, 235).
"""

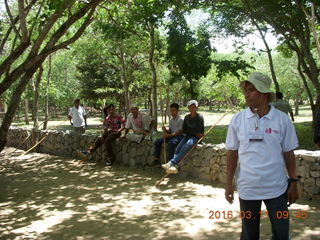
(0, 148, 319, 240)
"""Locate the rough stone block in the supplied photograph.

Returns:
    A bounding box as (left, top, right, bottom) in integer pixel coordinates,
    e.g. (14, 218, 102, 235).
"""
(210, 164, 220, 181)
(303, 178, 317, 194)
(310, 171, 320, 178)
(316, 178, 320, 188)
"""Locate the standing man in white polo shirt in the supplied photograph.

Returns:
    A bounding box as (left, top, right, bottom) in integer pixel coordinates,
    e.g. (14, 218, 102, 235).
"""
(68, 99, 87, 134)
(225, 72, 299, 240)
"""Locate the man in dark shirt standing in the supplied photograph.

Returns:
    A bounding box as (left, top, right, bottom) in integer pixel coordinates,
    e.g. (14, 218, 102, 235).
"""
(161, 100, 204, 174)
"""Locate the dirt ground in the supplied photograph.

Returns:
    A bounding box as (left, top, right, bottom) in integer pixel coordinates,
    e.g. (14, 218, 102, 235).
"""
(0, 147, 319, 240)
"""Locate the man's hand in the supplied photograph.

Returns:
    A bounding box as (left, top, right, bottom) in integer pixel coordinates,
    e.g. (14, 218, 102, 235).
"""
(225, 184, 234, 204)
(162, 126, 167, 132)
(287, 182, 299, 206)
(163, 132, 170, 138)
(197, 133, 203, 139)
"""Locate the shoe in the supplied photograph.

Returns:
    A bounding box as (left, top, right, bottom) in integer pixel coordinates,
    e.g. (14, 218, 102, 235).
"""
(77, 151, 89, 161)
(167, 165, 178, 174)
(161, 162, 171, 170)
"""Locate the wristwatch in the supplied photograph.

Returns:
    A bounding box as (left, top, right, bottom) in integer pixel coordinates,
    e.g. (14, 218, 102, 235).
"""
(288, 178, 300, 183)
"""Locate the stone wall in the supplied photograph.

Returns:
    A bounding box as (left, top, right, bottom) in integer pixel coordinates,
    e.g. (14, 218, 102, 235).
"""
(6, 127, 320, 199)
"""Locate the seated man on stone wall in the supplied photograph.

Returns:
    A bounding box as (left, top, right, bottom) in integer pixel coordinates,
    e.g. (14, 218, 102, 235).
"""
(77, 103, 125, 166)
(124, 104, 153, 143)
(161, 100, 204, 174)
(150, 103, 184, 167)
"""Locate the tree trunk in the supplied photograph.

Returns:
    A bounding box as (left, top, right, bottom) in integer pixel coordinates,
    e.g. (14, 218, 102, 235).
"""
(249, 16, 280, 92)
(294, 99, 299, 116)
(0, 1, 100, 153)
(165, 85, 170, 124)
(43, 55, 52, 130)
(119, 47, 130, 118)
(32, 66, 43, 130)
(148, 90, 152, 116)
(148, 23, 157, 130)
(0, 65, 39, 152)
(188, 79, 196, 99)
(24, 99, 29, 125)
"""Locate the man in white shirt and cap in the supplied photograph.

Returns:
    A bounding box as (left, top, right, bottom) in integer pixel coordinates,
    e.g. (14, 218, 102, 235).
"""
(225, 72, 299, 240)
(68, 99, 87, 134)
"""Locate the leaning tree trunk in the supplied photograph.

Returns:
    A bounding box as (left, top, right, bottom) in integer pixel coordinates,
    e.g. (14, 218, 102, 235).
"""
(0, 1, 101, 153)
(148, 22, 157, 130)
(0, 65, 39, 152)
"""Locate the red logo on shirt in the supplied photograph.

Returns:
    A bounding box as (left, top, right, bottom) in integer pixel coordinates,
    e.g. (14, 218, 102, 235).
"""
(265, 128, 272, 134)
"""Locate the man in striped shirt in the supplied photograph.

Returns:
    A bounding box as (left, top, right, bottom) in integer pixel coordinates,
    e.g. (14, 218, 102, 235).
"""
(77, 104, 125, 165)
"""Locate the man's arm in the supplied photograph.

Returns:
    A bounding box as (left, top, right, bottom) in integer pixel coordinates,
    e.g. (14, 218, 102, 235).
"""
(284, 151, 299, 205)
(289, 112, 294, 122)
(68, 108, 73, 125)
(225, 150, 238, 204)
(84, 115, 87, 127)
(196, 115, 204, 138)
(68, 115, 73, 125)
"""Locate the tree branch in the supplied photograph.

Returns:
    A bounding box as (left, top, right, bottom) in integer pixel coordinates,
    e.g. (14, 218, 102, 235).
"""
(49, 8, 95, 53)
(0, 0, 37, 53)
(30, 0, 73, 56)
(0, 0, 101, 96)
(4, 0, 22, 40)
(18, 0, 29, 42)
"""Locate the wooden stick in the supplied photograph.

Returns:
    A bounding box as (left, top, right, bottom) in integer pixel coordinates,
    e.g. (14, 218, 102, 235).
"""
(155, 172, 170, 187)
(19, 119, 70, 156)
(12, 115, 55, 153)
(21, 136, 47, 155)
(155, 111, 231, 186)
(163, 137, 167, 164)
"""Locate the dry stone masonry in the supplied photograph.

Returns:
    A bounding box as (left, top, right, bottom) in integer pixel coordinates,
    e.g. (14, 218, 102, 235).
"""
(6, 127, 320, 199)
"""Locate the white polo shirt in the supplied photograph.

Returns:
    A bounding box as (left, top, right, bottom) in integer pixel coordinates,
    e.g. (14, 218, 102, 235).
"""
(68, 106, 86, 127)
(169, 115, 183, 134)
(225, 106, 298, 200)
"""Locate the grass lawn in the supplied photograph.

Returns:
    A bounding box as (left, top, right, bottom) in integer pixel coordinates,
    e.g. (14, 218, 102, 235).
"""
(9, 105, 317, 150)
(202, 122, 316, 150)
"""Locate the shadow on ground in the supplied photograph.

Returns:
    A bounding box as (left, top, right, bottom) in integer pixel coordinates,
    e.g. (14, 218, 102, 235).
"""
(0, 148, 319, 240)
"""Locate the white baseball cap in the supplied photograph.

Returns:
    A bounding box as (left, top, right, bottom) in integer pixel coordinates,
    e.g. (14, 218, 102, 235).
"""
(187, 100, 198, 107)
